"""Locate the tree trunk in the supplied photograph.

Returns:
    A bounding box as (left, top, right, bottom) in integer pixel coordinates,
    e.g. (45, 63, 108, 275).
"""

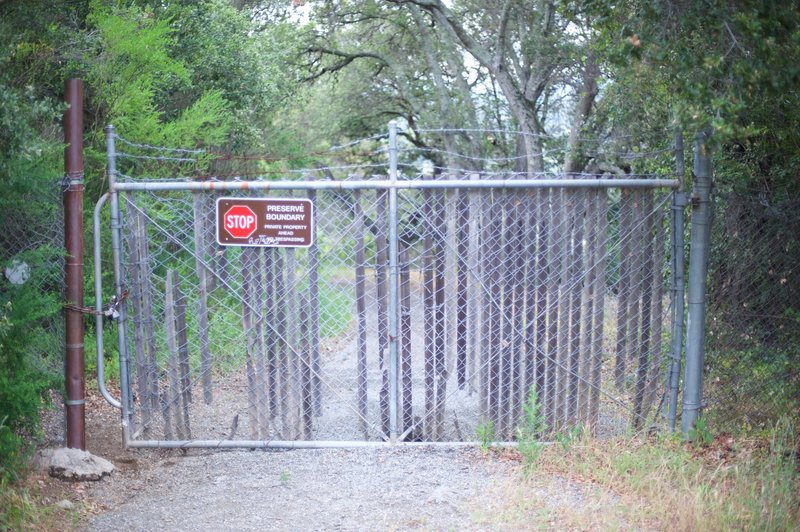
(511, 191, 527, 430)
(555, 189, 572, 430)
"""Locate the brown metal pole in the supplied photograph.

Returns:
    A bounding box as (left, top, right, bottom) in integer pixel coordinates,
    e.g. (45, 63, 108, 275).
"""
(64, 78, 85, 450)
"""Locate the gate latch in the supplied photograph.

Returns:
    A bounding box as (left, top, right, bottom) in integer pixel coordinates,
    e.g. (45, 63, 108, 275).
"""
(102, 289, 129, 321)
(64, 289, 128, 322)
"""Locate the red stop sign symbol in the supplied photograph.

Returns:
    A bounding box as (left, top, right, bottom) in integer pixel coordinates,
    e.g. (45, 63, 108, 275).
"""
(223, 205, 257, 239)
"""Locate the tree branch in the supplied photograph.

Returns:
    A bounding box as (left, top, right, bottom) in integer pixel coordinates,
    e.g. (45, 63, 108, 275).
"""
(492, 0, 513, 72)
(303, 46, 391, 81)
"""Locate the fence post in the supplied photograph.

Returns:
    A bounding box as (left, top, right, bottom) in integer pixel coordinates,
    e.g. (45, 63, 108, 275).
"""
(681, 129, 713, 437)
(387, 120, 400, 442)
(63, 79, 85, 450)
(668, 130, 687, 432)
(106, 124, 134, 443)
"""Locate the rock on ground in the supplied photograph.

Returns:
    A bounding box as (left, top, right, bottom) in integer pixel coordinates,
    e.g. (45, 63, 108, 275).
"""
(36, 448, 116, 481)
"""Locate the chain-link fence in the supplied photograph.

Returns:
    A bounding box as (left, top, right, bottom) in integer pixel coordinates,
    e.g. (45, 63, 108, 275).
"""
(1, 126, 794, 450)
(0, 179, 64, 377)
(97, 125, 800, 447)
(100, 128, 678, 445)
(704, 187, 800, 433)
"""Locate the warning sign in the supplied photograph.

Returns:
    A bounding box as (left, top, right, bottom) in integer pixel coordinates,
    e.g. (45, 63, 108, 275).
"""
(216, 197, 314, 248)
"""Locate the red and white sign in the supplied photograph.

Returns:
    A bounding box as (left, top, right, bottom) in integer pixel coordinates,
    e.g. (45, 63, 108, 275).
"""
(222, 205, 257, 239)
(216, 197, 314, 248)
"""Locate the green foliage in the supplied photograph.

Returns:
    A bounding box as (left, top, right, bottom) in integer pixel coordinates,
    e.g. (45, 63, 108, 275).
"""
(0, 474, 36, 531)
(85, 2, 232, 155)
(165, 0, 303, 154)
(543, 425, 800, 530)
(555, 424, 584, 453)
(0, 294, 57, 480)
(0, 10, 65, 481)
(687, 417, 714, 448)
(0, 418, 25, 482)
(746, 418, 799, 528)
(515, 386, 548, 473)
(317, 280, 353, 339)
(476, 419, 495, 453)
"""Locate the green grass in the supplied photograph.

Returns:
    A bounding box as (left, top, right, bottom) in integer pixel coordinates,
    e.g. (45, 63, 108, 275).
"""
(515, 386, 548, 475)
(497, 417, 800, 530)
(94, 266, 354, 390)
(0, 474, 85, 530)
(317, 279, 353, 338)
(476, 419, 495, 453)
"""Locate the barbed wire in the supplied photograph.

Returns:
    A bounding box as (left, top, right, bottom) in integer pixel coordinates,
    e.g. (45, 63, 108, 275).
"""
(613, 148, 675, 159)
(419, 165, 673, 178)
(401, 145, 675, 162)
(328, 133, 388, 152)
(112, 127, 678, 184)
(113, 134, 207, 154)
(413, 126, 675, 143)
(117, 152, 199, 163)
(399, 146, 531, 163)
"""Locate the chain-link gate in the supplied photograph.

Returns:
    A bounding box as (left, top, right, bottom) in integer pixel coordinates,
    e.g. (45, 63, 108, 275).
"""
(94, 126, 680, 448)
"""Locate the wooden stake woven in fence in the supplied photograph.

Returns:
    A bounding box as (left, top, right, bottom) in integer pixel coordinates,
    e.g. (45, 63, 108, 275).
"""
(423, 189, 436, 440)
(375, 190, 389, 436)
(354, 190, 368, 439)
(633, 190, 655, 429)
(614, 189, 633, 392)
(165, 269, 190, 440)
(192, 191, 213, 405)
(589, 190, 609, 433)
(241, 248, 260, 439)
(125, 192, 153, 435)
(433, 189, 448, 441)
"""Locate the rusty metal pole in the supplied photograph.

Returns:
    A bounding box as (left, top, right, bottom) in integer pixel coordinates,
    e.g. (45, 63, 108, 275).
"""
(64, 78, 85, 450)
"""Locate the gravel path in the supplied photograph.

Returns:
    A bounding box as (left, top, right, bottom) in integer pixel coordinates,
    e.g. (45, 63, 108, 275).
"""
(41, 391, 624, 530)
(86, 447, 517, 531)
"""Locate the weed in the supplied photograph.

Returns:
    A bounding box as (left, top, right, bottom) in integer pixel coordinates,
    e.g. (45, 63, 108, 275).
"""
(687, 417, 713, 448)
(515, 386, 547, 474)
(0, 474, 83, 530)
(735, 417, 799, 528)
(476, 419, 495, 453)
(520, 417, 800, 530)
(555, 424, 583, 453)
(279, 470, 290, 485)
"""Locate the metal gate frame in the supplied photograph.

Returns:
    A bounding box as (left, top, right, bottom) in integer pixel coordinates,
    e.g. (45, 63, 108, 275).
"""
(94, 122, 682, 449)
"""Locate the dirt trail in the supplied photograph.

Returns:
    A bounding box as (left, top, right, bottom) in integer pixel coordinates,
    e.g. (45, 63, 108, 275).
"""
(38, 391, 631, 530)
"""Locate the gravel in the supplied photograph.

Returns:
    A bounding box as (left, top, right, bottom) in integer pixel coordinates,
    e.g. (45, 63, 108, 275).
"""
(86, 447, 516, 531)
(40, 390, 615, 530)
